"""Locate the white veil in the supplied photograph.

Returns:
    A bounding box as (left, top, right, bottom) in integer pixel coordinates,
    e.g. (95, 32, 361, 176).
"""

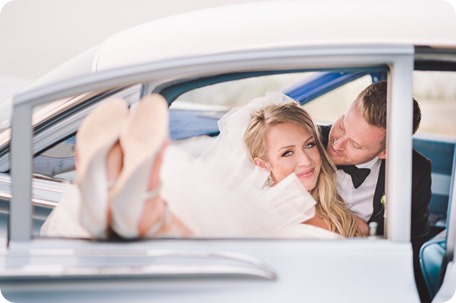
(160, 91, 319, 237)
(205, 91, 300, 166)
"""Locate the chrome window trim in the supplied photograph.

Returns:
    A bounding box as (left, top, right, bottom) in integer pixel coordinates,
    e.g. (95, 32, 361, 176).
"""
(0, 174, 61, 209)
(0, 249, 277, 280)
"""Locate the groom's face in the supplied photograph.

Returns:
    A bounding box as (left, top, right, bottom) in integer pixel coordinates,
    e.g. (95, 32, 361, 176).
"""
(326, 103, 386, 166)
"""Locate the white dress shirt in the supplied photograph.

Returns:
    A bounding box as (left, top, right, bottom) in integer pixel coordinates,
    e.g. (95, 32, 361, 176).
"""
(336, 157, 382, 221)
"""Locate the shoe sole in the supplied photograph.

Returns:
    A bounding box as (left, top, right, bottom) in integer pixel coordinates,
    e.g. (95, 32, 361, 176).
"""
(110, 94, 169, 238)
(76, 98, 128, 238)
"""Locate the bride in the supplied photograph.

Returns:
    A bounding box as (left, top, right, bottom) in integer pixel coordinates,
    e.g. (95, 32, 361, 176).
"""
(41, 92, 366, 239)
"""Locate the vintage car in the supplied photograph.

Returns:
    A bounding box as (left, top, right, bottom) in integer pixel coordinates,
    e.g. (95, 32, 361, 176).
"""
(0, 1, 455, 302)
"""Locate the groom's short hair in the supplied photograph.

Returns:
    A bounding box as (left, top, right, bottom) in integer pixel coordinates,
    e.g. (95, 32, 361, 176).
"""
(355, 81, 422, 134)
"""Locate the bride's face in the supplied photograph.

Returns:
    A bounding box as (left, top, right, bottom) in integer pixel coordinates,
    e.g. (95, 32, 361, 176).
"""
(256, 122, 322, 191)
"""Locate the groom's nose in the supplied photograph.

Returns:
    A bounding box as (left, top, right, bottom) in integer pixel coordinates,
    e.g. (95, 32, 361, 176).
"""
(333, 136, 347, 151)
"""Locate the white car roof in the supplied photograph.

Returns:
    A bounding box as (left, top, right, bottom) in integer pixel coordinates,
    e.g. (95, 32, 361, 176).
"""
(93, 0, 456, 71)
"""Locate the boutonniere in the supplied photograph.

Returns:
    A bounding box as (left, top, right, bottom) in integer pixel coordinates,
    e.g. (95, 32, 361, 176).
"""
(380, 194, 386, 206)
(381, 194, 387, 218)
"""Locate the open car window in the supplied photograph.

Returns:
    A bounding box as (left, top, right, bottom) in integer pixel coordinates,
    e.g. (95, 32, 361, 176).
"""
(25, 66, 454, 245)
(33, 68, 389, 240)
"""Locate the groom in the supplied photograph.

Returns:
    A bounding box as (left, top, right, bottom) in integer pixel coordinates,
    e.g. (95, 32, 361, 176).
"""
(319, 81, 431, 301)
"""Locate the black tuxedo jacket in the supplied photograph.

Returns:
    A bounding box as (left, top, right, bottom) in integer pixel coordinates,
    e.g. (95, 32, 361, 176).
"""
(318, 125, 432, 302)
(319, 125, 431, 244)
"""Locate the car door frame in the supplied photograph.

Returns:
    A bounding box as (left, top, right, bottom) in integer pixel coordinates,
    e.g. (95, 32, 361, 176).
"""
(4, 44, 420, 302)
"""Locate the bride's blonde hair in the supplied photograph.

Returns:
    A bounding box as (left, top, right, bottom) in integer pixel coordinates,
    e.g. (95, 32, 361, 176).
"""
(244, 102, 364, 237)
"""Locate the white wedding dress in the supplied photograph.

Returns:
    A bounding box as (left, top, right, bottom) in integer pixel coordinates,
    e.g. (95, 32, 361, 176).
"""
(41, 92, 341, 239)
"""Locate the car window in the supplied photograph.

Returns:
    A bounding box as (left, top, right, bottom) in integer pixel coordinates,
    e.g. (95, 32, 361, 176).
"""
(413, 71, 456, 137)
(35, 69, 447, 243)
(30, 85, 142, 182)
(174, 72, 376, 127)
(33, 70, 380, 240)
(33, 136, 76, 182)
(174, 72, 317, 109)
(411, 71, 456, 235)
(170, 72, 377, 142)
(301, 75, 373, 124)
(31, 72, 378, 185)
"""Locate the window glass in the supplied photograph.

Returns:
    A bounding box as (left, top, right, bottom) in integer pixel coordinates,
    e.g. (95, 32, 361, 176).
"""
(171, 72, 375, 142)
(302, 75, 372, 124)
(31, 85, 142, 182)
(412, 71, 455, 232)
(174, 73, 374, 126)
(174, 72, 316, 109)
(37, 71, 381, 240)
(33, 136, 76, 182)
(413, 71, 456, 137)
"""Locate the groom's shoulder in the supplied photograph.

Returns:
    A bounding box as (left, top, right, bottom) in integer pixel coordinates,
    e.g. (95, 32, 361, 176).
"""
(412, 148, 432, 172)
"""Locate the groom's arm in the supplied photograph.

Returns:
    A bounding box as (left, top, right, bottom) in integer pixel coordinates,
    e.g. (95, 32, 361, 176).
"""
(410, 149, 432, 245)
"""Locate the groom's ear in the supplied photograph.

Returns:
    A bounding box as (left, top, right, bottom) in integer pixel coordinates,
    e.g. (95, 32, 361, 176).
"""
(253, 157, 269, 169)
(378, 149, 387, 159)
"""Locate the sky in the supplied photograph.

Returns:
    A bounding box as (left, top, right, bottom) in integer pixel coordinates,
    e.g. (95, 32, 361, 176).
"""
(0, 0, 262, 101)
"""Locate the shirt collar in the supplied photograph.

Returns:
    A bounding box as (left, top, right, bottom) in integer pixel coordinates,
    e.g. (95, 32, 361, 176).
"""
(356, 156, 380, 169)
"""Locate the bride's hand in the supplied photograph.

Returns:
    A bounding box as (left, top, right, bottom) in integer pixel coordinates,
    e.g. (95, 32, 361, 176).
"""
(354, 216, 369, 236)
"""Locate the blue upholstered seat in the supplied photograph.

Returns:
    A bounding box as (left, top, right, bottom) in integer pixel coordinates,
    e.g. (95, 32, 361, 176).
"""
(420, 230, 447, 298)
(417, 138, 455, 299)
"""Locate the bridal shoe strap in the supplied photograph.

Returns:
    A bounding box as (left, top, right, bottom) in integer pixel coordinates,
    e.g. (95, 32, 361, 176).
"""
(144, 184, 161, 200)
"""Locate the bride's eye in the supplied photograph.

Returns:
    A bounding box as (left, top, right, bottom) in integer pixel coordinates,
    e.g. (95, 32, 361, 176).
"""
(305, 142, 316, 149)
(282, 150, 293, 157)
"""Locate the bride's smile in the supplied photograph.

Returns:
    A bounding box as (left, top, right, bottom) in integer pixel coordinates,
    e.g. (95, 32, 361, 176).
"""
(297, 168, 315, 179)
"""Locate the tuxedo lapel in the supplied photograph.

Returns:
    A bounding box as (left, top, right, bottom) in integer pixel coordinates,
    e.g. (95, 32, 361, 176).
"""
(369, 159, 386, 235)
(318, 125, 330, 148)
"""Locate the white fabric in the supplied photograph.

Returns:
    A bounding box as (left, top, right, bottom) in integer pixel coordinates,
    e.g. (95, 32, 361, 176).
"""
(42, 91, 339, 239)
(336, 157, 381, 221)
(41, 183, 90, 238)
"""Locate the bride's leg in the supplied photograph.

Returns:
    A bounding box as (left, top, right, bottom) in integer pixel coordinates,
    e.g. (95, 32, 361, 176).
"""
(76, 98, 128, 238)
(110, 94, 192, 238)
(138, 141, 193, 237)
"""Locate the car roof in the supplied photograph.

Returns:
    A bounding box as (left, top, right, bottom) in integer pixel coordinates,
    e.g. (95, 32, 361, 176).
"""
(93, 0, 456, 71)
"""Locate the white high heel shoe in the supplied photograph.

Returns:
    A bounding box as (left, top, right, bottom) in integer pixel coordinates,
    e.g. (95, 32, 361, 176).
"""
(110, 94, 169, 239)
(76, 98, 129, 238)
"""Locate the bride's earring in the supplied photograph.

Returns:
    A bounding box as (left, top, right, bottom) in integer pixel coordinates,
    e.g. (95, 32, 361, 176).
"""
(266, 174, 275, 187)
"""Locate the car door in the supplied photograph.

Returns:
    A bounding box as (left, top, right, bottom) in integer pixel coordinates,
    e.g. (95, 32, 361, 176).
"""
(1, 45, 420, 302)
(432, 145, 456, 303)
(433, 180, 456, 302)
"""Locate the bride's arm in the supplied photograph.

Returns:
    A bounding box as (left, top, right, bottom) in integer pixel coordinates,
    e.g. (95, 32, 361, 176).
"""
(303, 215, 330, 231)
(354, 216, 369, 236)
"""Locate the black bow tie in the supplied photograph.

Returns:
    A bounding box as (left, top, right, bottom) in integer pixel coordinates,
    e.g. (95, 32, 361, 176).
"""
(337, 165, 371, 189)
